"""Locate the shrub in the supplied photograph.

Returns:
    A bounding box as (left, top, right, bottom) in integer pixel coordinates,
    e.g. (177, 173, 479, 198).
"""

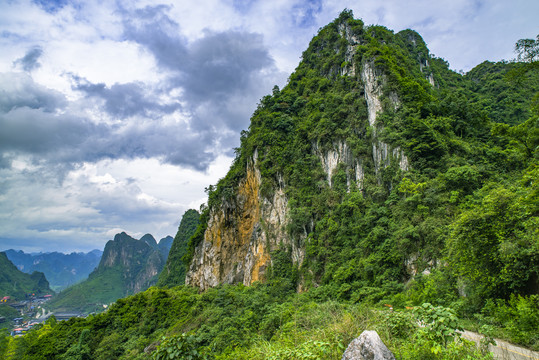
(152, 333, 211, 360)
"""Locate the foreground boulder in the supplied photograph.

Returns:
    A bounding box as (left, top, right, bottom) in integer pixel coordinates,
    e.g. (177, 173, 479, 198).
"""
(342, 330, 396, 360)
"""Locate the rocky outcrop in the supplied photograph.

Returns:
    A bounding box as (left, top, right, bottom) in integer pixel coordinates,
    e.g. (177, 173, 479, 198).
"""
(312, 57, 409, 193)
(186, 153, 298, 290)
(314, 141, 365, 190)
(132, 251, 163, 293)
(338, 22, 361, 76)
(342, 331, 395, 360)
(99, 232, 166, 293)
(361, 60, 409, 175)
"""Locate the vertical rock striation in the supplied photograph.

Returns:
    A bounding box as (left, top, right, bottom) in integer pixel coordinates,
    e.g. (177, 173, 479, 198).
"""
(184, 13, 428, 291)
(186, 153, 297, 290)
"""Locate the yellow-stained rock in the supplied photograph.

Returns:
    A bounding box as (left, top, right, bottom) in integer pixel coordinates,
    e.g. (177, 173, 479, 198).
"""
(185, 153, 301, 290)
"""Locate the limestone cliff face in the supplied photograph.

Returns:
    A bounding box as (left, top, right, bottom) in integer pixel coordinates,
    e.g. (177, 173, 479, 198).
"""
(131, 251, 163, 293)
(99, 232, 165, 294)
(314, 141, 365, 190)
(361, 60, 409, 176)
(185, 16, 432, 291)
(186, 152, 296, 290)
(311, 59, 409, 194)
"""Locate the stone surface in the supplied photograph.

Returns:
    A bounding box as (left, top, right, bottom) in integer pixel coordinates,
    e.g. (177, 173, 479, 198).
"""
(185, 152, 303, 290)
(342, 330, 396, 360)
(361, 60, 409, 175)
(313, 140, 364, 190)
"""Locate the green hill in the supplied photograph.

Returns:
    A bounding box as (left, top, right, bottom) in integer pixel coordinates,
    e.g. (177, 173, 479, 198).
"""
(157, 209, 200, 287)
(182, 11, 538, 305)
(46, 232, 167, 313)
(0, 252, 53, 300)
(4, 249, 102, 292)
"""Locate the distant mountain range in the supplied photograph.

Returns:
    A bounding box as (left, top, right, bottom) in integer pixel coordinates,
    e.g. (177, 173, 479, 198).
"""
(45, 233, 173, 313)
(0, 252, 53, 300)
(4, 249, 102, 292)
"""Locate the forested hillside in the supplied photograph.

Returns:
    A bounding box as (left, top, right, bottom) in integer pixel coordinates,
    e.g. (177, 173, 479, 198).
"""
(44, 232, 170, 313)
(0, 252, 53, 300)
(1, 11, 537, 360)
(184, 10, 537, 305)
(157, 209, 200, 287)
(4, 249, 102, 292)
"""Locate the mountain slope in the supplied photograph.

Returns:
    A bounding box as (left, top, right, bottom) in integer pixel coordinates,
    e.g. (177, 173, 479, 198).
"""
(157, 209, 200, 287)
(46, 232, 167, 312)
(157, 235, 174, 260)
(182, 10, 538, 307)
(4, 249, 102, 292)
(0, 252, 53, 300)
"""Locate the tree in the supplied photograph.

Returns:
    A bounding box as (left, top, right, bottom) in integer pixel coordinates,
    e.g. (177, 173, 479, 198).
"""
(515, 35, 539, 63)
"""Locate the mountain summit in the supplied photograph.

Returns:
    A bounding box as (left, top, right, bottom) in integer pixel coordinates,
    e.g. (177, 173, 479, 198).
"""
(179, 10, 538, 301)
(46, 231, 172, 312)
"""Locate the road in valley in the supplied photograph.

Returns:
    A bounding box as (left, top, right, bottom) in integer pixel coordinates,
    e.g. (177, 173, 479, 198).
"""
(461, 330, 539, 360)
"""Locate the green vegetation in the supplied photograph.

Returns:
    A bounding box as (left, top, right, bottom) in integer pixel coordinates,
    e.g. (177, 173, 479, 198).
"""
(157, 209, 200, 287)
(189, 9, 537, 316)
(45, 266, 125, 313)
(46, 232, 167, 313)
(0, 284, 499, 359)
(0, 252, 53, 300)
(2, 11, 538, 360)
(4, 250, 102, 292)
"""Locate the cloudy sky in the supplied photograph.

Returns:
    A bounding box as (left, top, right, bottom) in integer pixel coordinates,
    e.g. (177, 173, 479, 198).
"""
(0, 0, 537, 253)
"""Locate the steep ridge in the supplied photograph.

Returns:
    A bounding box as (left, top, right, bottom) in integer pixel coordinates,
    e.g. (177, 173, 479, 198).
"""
(98, 232, 163, 293)
(182, 10, 538, 299)
(158, 209, 200, 287)
(157, 235, 174, 260)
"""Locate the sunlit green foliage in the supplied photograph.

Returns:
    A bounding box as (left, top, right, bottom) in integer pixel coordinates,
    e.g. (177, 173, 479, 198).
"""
(0, 284, 504, 359)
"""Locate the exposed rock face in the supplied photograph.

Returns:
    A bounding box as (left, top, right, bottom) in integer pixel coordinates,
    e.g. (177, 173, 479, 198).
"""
(99, 232, 165, 293)
(185, 18, 415, 291)
(361, 60, 409, 176)
(131, 251, 163, 293)
(362, 61, 385, 128)
(342, 331, 396, 360)
(312, 56, 409, 193)
(314, 141, 364, 190)
(338, 22, 361, 76)
(186, 153, 297, 290)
